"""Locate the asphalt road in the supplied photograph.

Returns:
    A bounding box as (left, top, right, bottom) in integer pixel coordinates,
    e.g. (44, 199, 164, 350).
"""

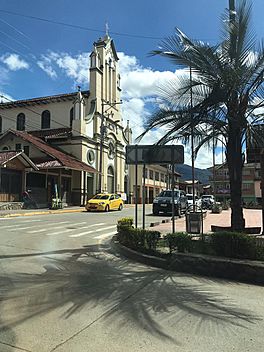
(0, 207, 263, 352)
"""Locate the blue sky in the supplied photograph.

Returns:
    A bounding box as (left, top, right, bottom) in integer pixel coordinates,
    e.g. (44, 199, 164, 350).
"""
(0, 0, 263, 168)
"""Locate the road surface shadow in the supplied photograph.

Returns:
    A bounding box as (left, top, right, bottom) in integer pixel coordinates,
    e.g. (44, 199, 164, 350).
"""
(0, 243, 261, 343)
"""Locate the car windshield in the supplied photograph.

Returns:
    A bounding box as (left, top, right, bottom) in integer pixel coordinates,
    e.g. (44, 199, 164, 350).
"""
(158, 190, 180, 198)
(93, 194, 110, 200)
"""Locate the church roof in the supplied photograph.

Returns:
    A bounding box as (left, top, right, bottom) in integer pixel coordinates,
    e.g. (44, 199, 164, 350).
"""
(0, 91, 90, 109)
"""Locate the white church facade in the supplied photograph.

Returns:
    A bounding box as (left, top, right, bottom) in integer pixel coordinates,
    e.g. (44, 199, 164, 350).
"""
(0, 35, 130, 206)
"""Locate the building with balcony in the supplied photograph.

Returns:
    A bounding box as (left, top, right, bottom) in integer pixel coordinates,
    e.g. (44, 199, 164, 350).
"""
(209, 163, 261, 204)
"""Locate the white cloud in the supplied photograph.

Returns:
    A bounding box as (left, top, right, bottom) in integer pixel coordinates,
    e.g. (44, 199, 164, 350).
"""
(37, 56, 57, 79)
(0, 54, 29, 71)
(0, 91, 14, 103)
(37, 51, 89, 86)
(35, 50, 217, 168)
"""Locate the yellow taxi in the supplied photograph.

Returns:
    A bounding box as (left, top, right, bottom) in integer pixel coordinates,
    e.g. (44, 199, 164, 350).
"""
(85, 193, 123, 212)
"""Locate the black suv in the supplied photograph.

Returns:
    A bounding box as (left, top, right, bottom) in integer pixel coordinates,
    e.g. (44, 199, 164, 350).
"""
(152, 190, 188, 216)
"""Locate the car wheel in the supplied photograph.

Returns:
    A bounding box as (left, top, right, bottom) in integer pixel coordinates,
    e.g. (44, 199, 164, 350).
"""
(105, 205, 110, 212)
(118, 204, 123, 211)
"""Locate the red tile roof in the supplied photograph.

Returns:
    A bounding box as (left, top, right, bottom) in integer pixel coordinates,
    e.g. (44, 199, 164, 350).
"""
(0, 150, 38, 169)
(0, 151, 20, 166)
(0, 91, 89, 109)
(4, 130, 97, 173)
(29, 128, 72, 139)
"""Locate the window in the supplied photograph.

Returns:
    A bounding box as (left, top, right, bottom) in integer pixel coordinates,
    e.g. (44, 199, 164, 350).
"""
(108, 142, 115, 159)
(23, 146, 29, 156)
(161, 173, 165, 182)
(107, 166, 114, 193)
(17, 113, 25, 131)
(155, 172, 159, 181)
(87, 149, 95, 164)
(41, 110, 50, 129)
(70, 107, 74, 128)
(0, 116, 2, 133)
(149, 170, 153, 180)
(15, 143, 22, 151)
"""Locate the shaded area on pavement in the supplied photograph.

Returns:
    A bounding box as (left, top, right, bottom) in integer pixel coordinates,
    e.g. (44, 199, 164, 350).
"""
(0, 243, 261, 344)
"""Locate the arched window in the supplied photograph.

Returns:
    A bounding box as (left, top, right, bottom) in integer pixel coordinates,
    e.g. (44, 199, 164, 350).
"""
(41, 110, 50, 129)
(17, 113, 25, 131)
(107, 166, 114, 193)
(0, 116, 2, 134)
(70, 107, 74, 128)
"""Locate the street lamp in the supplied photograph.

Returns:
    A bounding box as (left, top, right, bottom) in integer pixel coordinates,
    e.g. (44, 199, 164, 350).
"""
(98, 99, 122, 193)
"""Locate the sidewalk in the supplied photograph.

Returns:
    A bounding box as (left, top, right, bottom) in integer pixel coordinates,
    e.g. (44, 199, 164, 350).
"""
(152, 208, 263, 234)
(0, 206, 86, 218)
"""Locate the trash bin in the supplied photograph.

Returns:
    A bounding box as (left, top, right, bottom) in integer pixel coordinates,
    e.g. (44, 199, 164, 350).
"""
(186, 211, 203, 234)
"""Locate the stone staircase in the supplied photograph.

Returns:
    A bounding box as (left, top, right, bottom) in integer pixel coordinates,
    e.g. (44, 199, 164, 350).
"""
(0, 202, 24, 210)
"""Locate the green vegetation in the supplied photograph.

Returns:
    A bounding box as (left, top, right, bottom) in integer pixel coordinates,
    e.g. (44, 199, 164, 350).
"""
(116, 219, 264, 261)
(137, 0, 264, 232)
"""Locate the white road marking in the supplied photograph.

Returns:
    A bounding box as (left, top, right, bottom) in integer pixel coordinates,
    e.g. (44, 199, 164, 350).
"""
(8, 226, 32, 230)
(47, 223, 106, 236)
(94, 231, 117, 240)
(69, 225, 116, 238)
(27, 228, 48, 234)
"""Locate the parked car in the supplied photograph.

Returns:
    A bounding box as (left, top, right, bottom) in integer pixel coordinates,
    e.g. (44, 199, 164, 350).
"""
(201, 194, 215, 209)
(86, 193, 123, 212)
(186, 194, 202, 208)
(152, 190, 188, 216)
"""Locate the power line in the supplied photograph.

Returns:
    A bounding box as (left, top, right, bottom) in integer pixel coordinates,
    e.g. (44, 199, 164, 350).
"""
(0, 9, 162, 41)
(0, 94, 96, 138)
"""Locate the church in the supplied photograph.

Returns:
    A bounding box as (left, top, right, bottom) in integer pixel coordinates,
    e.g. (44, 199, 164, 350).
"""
(0, 35, 130, 206)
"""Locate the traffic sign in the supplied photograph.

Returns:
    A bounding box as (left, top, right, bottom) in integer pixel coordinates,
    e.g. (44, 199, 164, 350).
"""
(126, 145, 184, 165)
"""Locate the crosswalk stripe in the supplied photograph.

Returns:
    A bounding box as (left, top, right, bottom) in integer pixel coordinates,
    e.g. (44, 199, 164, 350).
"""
(47, 223, 106, 236)
(94, 231, 117, 240)
(27, 228, 48, 234)
(69, 225, 116, 238)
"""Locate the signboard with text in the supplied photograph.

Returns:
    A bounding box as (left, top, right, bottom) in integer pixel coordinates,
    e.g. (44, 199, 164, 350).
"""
(126, 145, 184, 165)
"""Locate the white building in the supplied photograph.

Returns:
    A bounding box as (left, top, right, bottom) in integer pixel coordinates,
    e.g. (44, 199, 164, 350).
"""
(0, 35, 129, 206)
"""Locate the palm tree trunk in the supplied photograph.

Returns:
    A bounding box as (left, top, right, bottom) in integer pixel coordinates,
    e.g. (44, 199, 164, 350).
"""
(226, 127, 245, 232)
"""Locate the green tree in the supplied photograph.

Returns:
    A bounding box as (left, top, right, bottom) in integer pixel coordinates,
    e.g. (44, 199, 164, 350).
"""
(138, 0, 264, 231)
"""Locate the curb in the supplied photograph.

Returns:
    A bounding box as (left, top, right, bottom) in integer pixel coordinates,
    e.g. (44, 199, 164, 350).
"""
(113, 239, 264, 285)
(0, 208, 85, 218)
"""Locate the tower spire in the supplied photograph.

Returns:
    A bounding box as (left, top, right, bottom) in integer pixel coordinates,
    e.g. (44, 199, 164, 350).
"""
(105, 21, 109, 36)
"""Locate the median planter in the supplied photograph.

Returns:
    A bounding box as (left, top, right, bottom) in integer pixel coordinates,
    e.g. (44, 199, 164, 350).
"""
(113, 239, 264, 285)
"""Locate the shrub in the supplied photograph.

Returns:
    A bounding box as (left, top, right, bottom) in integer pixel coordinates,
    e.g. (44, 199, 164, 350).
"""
(211, 203, 223, 214)
(165, 232, 192, 253)
(210, 231, 256, 259)
(117, 217, 133, 235)
(145, 230, 160, 250)
(222, 202, 229, 210)
(116, 220, 161, 252)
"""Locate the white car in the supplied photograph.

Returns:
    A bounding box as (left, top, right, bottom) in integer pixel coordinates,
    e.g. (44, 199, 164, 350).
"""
(186, 194, 202, 208)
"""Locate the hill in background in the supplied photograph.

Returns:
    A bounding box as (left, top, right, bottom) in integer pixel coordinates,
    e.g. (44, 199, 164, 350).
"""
(176, 164, 212, 184)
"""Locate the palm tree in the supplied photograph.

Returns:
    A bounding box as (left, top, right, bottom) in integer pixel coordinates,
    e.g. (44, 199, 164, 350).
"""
(137, 0, 264, 231)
